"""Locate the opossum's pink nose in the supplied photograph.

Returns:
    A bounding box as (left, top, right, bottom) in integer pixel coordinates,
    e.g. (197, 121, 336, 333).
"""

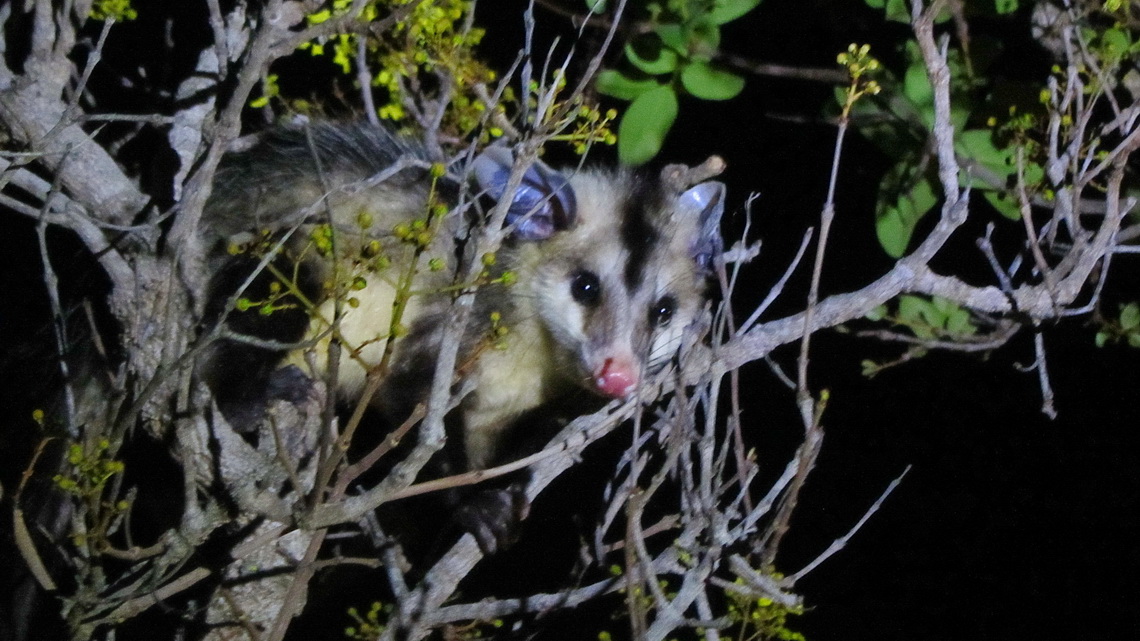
(595, 357, 638, 399)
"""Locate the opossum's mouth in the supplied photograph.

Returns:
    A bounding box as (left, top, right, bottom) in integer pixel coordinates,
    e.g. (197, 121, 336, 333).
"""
(593, 356, 638, 399)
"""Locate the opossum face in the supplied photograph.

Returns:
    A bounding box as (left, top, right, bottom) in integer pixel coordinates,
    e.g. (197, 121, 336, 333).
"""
(475, 151, 725, 400)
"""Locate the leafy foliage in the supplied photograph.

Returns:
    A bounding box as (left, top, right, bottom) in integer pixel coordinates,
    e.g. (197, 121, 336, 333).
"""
(596, 0, 756, 164)
(724, 580, 806, 641)
(849, 0, 1140, 258)
(294, 0, 497, 136)
(89, 0, 138, 21)
(1096, 302, 1140, 348)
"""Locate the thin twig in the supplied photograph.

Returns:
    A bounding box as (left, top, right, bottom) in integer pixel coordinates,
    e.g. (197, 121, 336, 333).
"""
(787, 466, 911, 582)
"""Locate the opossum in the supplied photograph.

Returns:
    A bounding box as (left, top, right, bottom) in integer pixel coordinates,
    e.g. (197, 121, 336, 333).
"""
(200, 121, 725, 550)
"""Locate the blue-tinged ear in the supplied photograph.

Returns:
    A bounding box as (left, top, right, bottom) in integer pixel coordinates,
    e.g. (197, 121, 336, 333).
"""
(677, 181, 726, 271)
(472, 147, 577, 241)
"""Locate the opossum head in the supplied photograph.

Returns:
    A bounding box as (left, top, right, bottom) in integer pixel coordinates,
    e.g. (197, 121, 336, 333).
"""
(474, 149, 725, 400)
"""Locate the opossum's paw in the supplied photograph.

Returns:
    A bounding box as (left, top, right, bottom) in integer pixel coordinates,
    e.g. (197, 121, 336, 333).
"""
(265, 365, 315, 405)
(453, 484, 530, 555)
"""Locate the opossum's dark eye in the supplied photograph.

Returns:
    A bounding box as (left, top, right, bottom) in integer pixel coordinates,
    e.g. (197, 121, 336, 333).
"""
(650, 295, 676, 328)
(570, 271, 602, 307)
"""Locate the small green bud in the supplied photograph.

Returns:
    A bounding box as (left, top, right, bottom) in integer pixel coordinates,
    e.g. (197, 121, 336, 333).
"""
(393, 223, 411, 239)
(235, 298, 253, 311)
(428, 258, 444, 271)
(357, 211, 374, 229)
(352, 276, 368, 290)
(430, 162, 446, 178)
(481, 252, 496, 266)
(348, 297, 360, 308)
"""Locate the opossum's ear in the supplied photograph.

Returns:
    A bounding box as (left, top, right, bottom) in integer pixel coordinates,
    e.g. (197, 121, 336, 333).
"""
(473, 147, 578, 241)
(677, 181, 726, 272)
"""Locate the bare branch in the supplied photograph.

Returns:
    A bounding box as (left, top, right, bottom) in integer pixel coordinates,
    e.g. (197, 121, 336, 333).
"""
(787, 466, 911, 582)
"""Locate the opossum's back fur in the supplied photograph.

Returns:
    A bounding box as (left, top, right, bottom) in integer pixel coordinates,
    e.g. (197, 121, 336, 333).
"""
(204, 123, 456, 410)
(204, 123, 436, 245)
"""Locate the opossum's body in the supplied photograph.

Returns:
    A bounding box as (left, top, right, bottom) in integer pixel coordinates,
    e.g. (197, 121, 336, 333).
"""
(201, 122, 724, 546)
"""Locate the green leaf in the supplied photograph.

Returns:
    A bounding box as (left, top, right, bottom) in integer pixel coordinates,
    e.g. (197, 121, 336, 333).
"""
(680, 62, 744, 100)
(625, 38, 679, 75)
(596, 70, 661, 101)
(618, 84, 678, 166)
(903, 60, 934, 127)
(983, 191, 1021, 220)
(708, 0, 762, 24)
(898, 295, 940, 338)
(1023, 161, 1044, 186)
(861, 359, 880, 377)
(898, 295, 933, 323)
(957, 129, 1011, 174)
(1121, 302, 1140, 330)
(1095, 331, 1109, 348)
(1128, 333, 1140, 348)
(655, 23, 687, 51)
(584, 0, 607, 12)
(994, 0, 1018, 14)
(918, 298, 948, 327)
(877, 174, 936, 257)
(956, 128, 1021, 200)
(865, 0, 911, 22)
(866, 305, 888, 321)
(1101, 27, 1132, 57)
(945, 308, 977, 336)
(931, 296, 956, 315)
(686, 19, 722, 61)
(950, 104, 970, 131)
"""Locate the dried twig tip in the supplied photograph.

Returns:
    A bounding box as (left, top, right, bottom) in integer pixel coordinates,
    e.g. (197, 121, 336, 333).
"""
(660, 155, 727, 192)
